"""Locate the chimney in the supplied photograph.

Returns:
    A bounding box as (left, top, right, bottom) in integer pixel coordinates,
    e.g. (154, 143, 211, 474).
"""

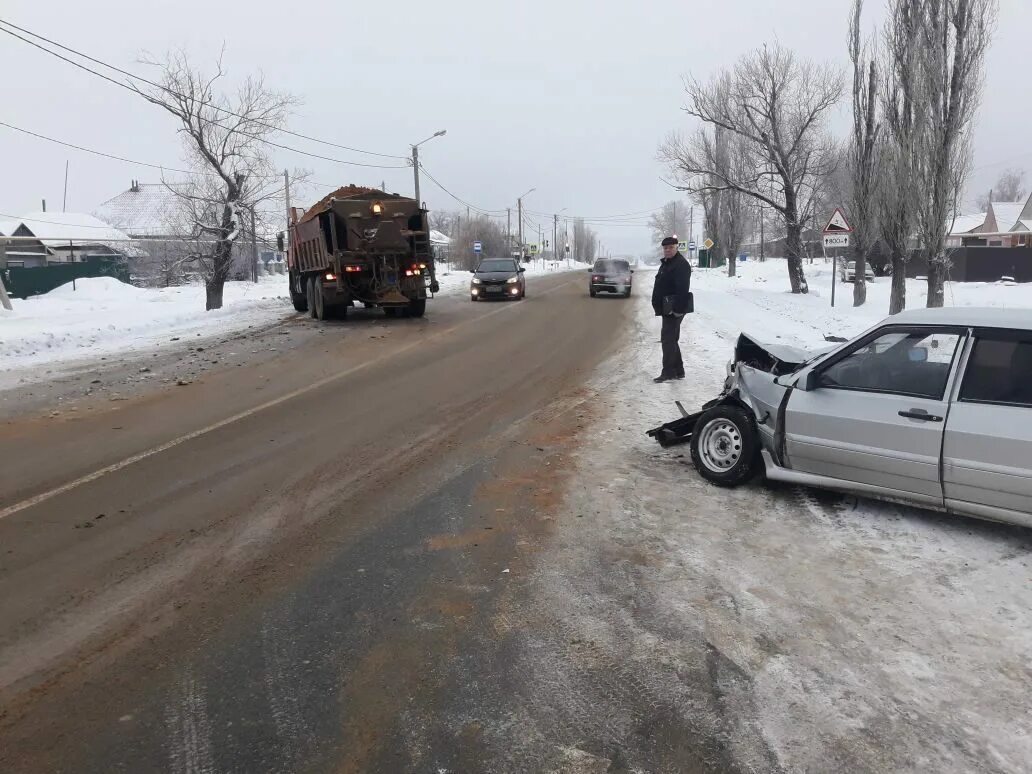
(131, 180, 139, 193)
(42, 199, 46, 212)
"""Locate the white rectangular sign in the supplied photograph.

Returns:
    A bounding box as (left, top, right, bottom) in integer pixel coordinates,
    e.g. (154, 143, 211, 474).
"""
(823, 233, 850, 248)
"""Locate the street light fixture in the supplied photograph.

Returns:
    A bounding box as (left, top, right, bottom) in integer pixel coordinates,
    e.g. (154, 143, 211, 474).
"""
(411, 130, 447, 205)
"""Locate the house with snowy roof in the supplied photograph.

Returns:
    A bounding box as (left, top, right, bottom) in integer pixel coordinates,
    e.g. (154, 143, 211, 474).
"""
(92, 181, 183, 239)
(0, 212, 142, 269)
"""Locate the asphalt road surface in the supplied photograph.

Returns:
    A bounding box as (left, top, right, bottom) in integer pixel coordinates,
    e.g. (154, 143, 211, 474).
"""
(0, 272, 676, 773)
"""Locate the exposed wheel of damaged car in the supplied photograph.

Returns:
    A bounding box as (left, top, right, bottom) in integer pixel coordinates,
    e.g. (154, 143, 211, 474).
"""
(689, 405, 761, 487)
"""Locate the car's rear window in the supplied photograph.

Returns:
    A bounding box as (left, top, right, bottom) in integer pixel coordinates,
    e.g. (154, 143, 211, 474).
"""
(960, 335, 1032, 407)
(594, 260, 630, 273)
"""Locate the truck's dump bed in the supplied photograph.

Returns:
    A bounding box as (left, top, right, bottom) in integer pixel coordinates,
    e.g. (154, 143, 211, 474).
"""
(298, 186, 411, 225)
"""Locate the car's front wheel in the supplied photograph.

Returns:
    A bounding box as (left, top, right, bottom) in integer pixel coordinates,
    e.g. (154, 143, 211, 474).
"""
(689, 405, 761, 487)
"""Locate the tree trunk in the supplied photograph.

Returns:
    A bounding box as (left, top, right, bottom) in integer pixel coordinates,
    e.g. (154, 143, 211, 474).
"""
(205, 277, 225, 311)
(785, 223, 808, 294)
(926, 258, 946, 308)
(889, 256, 907, 314)
(728, 254, 737, 277)
(852, 245, 868, 307)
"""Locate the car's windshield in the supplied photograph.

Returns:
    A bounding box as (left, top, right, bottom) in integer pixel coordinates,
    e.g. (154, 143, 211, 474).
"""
(594, 260, 630, 273)
(476, 260, 518, 273)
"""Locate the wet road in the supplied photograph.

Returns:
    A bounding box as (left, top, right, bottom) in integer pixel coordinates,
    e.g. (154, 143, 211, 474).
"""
(0, 272, 649, 772)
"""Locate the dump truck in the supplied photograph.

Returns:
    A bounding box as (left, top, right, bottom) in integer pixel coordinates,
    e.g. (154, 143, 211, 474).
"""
(286, 186, 439, 319)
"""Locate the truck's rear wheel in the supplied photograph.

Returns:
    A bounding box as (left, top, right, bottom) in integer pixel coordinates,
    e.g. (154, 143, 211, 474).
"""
(308, 277, 326, 321)
(290, 272, 308, 312)
(306, 276, 317, 319)
(408, 298, 426, 318)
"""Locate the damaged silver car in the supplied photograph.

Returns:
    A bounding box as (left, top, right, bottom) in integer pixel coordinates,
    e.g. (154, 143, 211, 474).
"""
(648, 308, 1032, 527)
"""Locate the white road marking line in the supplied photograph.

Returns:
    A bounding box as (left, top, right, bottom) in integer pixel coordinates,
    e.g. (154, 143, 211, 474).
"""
(0, 278, 577, 520)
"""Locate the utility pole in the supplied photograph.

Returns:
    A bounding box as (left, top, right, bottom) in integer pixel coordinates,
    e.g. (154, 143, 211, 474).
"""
(411, 144, 421, 204)
(518, 198, 524, 257)
(553, 214, 558, 267)
(506, 208, 511, 255)
(251, 208, 259, 283)
(688, 206, 694, 244)
(63, 160, 69, 212)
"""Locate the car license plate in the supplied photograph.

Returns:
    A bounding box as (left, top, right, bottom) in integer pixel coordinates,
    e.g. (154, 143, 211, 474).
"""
(486, 286, 502, 293)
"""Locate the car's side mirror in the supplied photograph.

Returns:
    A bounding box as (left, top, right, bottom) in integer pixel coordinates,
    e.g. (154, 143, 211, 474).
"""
(470, 270, 476, 274)
(799, 370, 821, 392)
(518, 267, 526, 273)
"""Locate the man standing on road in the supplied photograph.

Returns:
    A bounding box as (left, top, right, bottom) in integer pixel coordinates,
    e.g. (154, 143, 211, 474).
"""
(651, 237, 692, 383)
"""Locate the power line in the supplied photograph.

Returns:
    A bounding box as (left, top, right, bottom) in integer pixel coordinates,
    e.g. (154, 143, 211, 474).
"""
(1, 119, 219, 178)
(0, 18, 407, 161)
(0, 21, 408, 170)
(417, 164, 506, 217)
(0, 119, 351, 193)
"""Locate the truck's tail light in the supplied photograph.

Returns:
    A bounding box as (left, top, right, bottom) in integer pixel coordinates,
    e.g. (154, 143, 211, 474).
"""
(344, 265, 362, 273)
(325, 272, 336, 281)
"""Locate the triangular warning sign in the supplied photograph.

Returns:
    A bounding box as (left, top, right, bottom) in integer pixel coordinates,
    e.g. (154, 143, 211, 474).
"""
(823, 208, 852, 233)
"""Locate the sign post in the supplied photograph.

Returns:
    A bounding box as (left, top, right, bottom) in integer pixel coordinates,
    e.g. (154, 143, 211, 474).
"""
(822, 208, 853, 308)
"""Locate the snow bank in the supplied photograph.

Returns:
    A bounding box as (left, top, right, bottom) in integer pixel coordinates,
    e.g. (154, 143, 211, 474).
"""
(1, 275, 293, 380)
(42, 276, 149, 300)
(690, 258, 1032, 354)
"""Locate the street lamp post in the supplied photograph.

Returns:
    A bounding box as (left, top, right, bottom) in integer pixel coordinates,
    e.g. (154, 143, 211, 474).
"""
(517, 187, 536, 259)
(411, 130, 447, 205)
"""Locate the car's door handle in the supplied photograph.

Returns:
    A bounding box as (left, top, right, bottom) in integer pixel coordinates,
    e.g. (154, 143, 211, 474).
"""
(898, 409, 943, 422)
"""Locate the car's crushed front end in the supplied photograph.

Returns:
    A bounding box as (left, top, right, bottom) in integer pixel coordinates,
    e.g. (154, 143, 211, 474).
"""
(646, 333, 816, 450)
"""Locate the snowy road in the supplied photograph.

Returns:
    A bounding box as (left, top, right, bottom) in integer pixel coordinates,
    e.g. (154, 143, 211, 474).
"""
(0, 260, 1029, 772)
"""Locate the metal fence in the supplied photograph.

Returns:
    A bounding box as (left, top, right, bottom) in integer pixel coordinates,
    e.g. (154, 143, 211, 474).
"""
(3, 257, 131, 299)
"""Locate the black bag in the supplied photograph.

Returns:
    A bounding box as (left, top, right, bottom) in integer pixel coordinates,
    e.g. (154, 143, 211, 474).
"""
(663, 293, 694, 316)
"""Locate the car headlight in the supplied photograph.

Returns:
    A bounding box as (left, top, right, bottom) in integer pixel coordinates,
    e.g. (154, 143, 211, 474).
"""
(471, 277, 482, 285)
(506, 276, 519, 284)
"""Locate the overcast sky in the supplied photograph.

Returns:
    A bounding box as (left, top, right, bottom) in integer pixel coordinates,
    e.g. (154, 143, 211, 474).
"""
(1, 0, 1028, 256)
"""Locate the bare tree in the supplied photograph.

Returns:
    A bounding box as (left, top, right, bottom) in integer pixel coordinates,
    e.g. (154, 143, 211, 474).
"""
(976, 167, 1028, 210)
(847, 0, 881, 306)
(879, 0, 924, 314)
(647, 200, 689, 246)
(912, 0, 997, 308)
(133, 50, 302, 310)
(660, 43, 844, 293)
(572, 218, 599, 264)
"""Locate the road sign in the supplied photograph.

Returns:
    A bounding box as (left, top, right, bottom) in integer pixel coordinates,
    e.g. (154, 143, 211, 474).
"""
(677, 240, 688, 252)
(688, 241, 696, 251)
(823, 233, 850, 248)
(473, 240, 482, 253)
(703, 238, 714, 250)
(823, 207, 853, 233)
(529, 244, 539, 255)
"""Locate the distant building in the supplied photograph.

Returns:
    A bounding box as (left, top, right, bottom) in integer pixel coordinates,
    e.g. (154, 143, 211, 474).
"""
(0, 212, 141, 269)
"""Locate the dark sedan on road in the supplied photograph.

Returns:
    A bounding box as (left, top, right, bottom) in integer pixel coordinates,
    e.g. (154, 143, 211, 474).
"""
(589, 259, 633, 297)
(471, 258, 526, 301)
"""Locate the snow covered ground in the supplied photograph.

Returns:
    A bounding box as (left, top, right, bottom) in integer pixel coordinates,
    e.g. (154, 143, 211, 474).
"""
(528, 259, 1032, 772)
(0, 261, 580, 389)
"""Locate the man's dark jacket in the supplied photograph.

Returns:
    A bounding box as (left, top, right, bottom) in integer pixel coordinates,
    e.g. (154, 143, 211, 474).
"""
(651, 252, 692, 316)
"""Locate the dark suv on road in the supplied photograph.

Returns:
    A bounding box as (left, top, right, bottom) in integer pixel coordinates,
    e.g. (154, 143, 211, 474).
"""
(471, 258, 526, 301)
(589, 259, 633, 297)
